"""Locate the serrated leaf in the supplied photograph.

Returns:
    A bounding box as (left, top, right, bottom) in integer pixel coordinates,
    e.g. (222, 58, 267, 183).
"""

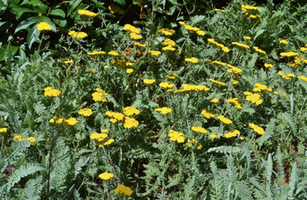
(256, 118, 276, 147)
(190, 15, 205, 25)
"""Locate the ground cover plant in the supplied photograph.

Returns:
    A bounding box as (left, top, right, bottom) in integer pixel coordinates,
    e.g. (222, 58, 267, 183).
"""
(1, 0, 307, 199)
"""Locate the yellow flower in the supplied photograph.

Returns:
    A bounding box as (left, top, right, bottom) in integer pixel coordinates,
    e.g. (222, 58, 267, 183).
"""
(49, 116, 64, 124)
(253, 46, 266, 55)
(298, 75, 307, 82)
(196, 30, 205, 36)
(78, 10, 97, 20)
(209, 79, 226, 86)
(134, 42, 146, 48)
(158, 28, 176, 36)
(243, 36, 251, 40)
(184, 25, 199, 32)
(123, 24, 140, 34)
(217, 115, 232, 125)
(148, 50, 161, 57)
(185, 57, 199, 64)
(215, 8, 225, 12)
(130, 33, 142, 40)
(37, 22, 51, 31)
(102, 139, 114, 146)
(227, 98, 242, 109)
(44, 87, 61, 97)
(159, 82, 174, 89)
(280, 52, 299, 57)
(27, 137, 36, 143)
(86, 69, 96, 73)
(168, 130, 185, 143)
(108, 50, 119, 56)
(162, 45, 176, 51)
(114, 185, 133, 196)
(178, 21, 185, 26)
(0, 128, 7, 133)
(123, 117, 139, 129)
(239, 137, 244, 140)
(155, 107, 172, 115)
(143, 79, 156, 84)
(245, 92, 263, 105)
(224, 130, 239, 138)
(104, 65, 109, 69)
(123, 106, 140, 116)
(99, 172, 114, 180)
(90, 133, 108, 141)
(264, 63, 273, 68)
(125, 68, 133, 73)
(301, 47, 307, 52)
(279, 40, 288, 44)
(191, 126, 208, 134)
(78, 108, 93, 117)
(210, 134, 217, 138)
(185, 139, 196, 146)
(68, 31, 88, 39)
(249, 123, 265, 135)
(231, 42, 249, 49)
(197, 145, 202, 149)
(209, 98, 219, 103)
(201, 109, 217, 119)
(241, 4, 258, 11)
(231, 80, 239, 84)
(63, 118, 78, 127)
(14, 135, 22, 142)
(87, 51, 106, 57)
(92, 88, 108, 102)
(163, 38, 176, 47)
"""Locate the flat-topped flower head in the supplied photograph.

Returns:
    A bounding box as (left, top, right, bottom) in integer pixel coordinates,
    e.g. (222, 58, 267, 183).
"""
(37, 22, 51, 32)
(201, 109, 216, 119)
(124, 24, 140, 34)
(68, 31, 88, 39)
(0, 128, 8, 133)
(114, 185, 133, 196)
(217, 115, 232, 125)
(123, 117, 139, 129)
(191, 126, 208, 134)
(155, 107, 172, 115)
(243, 36, 251, 40)
(168, 129, 185, 143)
(159, 82, 174, 89)
(185, 57, 199, 64)
(279, 40, 288, 44)
(27, 137, 36, 143)
(123, 106, 140, 116)
(44, 87, 61, 97)
(63, 118, 78, 127)
(224, 130, 239, 138)
(148, 50, 161, 57)
(158, 28, 175, 36)
(143, 79, 156, 84)
(78, 10, 97, 21)
(99, 172, 114, 180)
(92, 88, 108, 102)
(78, 108, 93, 117)
(249, 123, 265, 135)
(130, 33, 142, 40)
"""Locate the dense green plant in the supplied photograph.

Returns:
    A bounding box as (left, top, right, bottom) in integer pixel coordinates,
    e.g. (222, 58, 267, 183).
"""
(1, 0, 307, 199)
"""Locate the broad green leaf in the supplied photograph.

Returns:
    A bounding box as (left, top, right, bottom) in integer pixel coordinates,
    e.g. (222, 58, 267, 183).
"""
(93, 1, 105, 9)
(0, 22, 11, 31)
(0, 42, 18, 61)
(49, 9, 65, 18)
(132, 0, 138, 5)
(67, 0, 82, 16)
(15, 16, 40, 33)
(31, 0, 47, 14)
(115, 0, 126, 6)
(27, 25, 40, 49)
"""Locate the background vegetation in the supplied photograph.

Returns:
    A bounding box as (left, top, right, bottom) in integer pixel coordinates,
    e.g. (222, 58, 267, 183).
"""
(1, 0, 307, 199)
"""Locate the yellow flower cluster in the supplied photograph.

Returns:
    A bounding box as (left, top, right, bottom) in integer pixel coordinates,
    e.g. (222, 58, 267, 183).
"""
(130, 32, 142, 40)
(244, 92, 263, 105)
(249, 14, 261, 21)
(173, 84, 209, 94)
(14, 135, 23, 142)
(28, 137, 36, 143)
(224, 130, 239, 138)
(212, 60, 226, 66)
(231, 80, 239, 84)
(215, 8, 225, 12)
(123, 106, 140, 116)
(217, 115, 232, 125)
(264, 63, 273, 68)
(143, 79, 156, 84)
(114, 185, 133, 196)
(99, 172, 114, 180)
(90, 130, 114, 147)
(243, 36, 251, 40)
(280, 52, 299, 57)
(298, 75, 307, 82)
(227, 98, 242, 109)
(191, 126, 207, 134)
(37, 22, 51, 31)
(241, 4, 258, 11)
(123, 24, 140, 34)
(185, 57, 199, 64)
(123, 117, 139, 129)
(106, 111, 125, 123)
(278, 72, 295, 80)
(44, 87, 61, 97)
(78, 108, 93, 117)
(232, 42, 249, 49)
(249, 123, 265, 135)
(227, 64, 243, 74)
(166, 71, 178, 79)
(113, 56, 133, 68)
(155, 107, 172, 115)
(14, 136, 36, 143)
(185, 139, 202, 149)
(279, 40, 288, 44)
(78, 10, 97, 20)
(0, 128, 7, 132)
(169, 129, 185, 143)
(161, 38, 176, 52)
(253, 46, 266, 55)
(106, 111, 139, 129)
(209, 98, 219, 103)
(68, 31, 88, 39)
(134, 42, 146, 48)
(209, 79, 226, 86)
(208, 38, 229, 53)
(253, 83, 273, 92)
(148, 50, 161, 57)
(92, 88, 108, 102)
(108, 50, 119, 56)
(159, 82, 174, 89)
(49, 116, 78, 127)
(201, 109, 217, 119)
(158, 28, 175, 36)
(87, 51, 106, 57)
(301, 47, 307, 52)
